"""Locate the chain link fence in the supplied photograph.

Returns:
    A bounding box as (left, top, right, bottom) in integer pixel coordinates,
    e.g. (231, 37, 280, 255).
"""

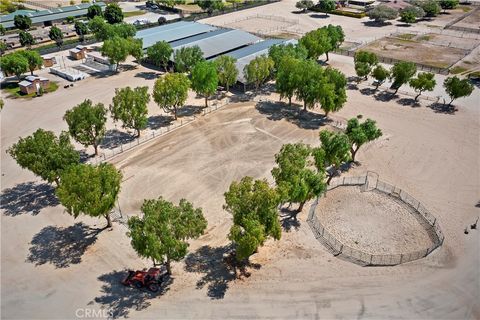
(307, 173, 444, 266)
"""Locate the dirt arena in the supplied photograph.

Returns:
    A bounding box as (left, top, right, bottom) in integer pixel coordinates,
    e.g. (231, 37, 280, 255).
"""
(221, 14, 299, 36)
(362, 35, 470, 69)
(315, 186, 435, 255)
(1, 1, 480, 318)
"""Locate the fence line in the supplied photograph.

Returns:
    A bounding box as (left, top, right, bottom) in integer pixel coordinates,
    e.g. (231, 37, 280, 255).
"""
(88, 98, 231, 165)
(307, 173, 444, 266)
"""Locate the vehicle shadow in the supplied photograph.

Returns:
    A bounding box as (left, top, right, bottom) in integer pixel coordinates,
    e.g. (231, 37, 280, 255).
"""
(1, 181, 59, 216)
(26, 222, 102, 268)
(93, 270, 173, 319)
(100, 129, 136, 150)
(184, 245, 236, 299)
(255, 101, 330, 130)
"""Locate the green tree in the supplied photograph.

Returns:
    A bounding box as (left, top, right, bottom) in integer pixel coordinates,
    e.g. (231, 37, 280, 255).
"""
(413, 0, 440, 17)
(294, 58, 323, 110)
(409, 72, 436, 101)
(354, 51, 378, 81)
(88, 16, 109, 40)
(276, 56, 301, 106)
(64, 99, 107, 155)
(214, 55, 238, 92)
(346, 117, 382, 162)
(19, 31, 35, 48)
(367, 5, 399, 23)
(191, 61, 218, 108)
(268, 43, 308, 71)
(0, 52, 28, 80)
(147, 41, 173, 71)
(19, 50, 43, 75)
(129, 38, 144, 62)
(49, 26, 64, 47)
(243, 55, 274, 92)
(14, 15, 31, 30)
(110, 86, 150, 137)
(104, 3, 123, 24)
(390, 61, 417, 94)
(320, 67, 347, 116)
(439, 0, 459, 10)
(114, 23, 136, 38)
(173, 46, 204, 73)
(101, 37, 128, 71)
(0, 42, 7, 56)
(0, 24, 5, 36)
(74, 21, 89, 42)
(443, 76, 474, 106)
(127, 197, 207, 274)
(153, 73, 190, 120)
(317, 0, 336, 16)
(371, 64, 389, 90)
(296, 0, 314, 12)
(224, 176, 282, 262)
(400, 6, 425, 24)
(316, 130, 351, 184)
(56, 163, 122, 228)
(87, 4, 103, 19)
(324, 24, 344, 61)
(299, 28, 331, 60)
(195, 0, 224, 14)
(271, 143, 326, 216)
(8, 129, 80, 185)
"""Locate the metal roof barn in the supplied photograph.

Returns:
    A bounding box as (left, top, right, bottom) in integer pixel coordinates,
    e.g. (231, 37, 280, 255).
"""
(170, 28, 261, 60)
(223, 39, 296, 84)
(1, 2, 106, 29)
(135, 21, 218, 50)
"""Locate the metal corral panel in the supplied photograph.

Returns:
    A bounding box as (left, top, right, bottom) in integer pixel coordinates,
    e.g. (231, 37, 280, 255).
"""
(170, 29, 261, 59)
(232, 39, 296, 83)
(1, 2, 106, 28)
(136, 21, 218, 50)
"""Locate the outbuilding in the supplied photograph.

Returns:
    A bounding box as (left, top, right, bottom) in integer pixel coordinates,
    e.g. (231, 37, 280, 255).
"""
(19, 76, 50, 95)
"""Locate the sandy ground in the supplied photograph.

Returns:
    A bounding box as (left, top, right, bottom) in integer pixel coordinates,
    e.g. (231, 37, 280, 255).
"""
(315, 186, 435, 255)
(1, 1, 480, 319)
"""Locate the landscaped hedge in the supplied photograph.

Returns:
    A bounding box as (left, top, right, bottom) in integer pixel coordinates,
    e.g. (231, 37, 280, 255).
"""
(310, 6, 366, 18)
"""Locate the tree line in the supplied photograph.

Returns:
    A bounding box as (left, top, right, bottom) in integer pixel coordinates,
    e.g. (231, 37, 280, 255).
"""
(354, 51, 474, 105)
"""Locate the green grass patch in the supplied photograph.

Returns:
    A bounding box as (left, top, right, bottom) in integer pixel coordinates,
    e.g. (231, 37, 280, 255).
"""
(417, 34, 433, 41)
(459, 6, 471, 12)
(450, 66, 468, 74)
(397, 33, 416, 40)
(468, 71, 480, 78)
(123, 10, 146, 18)
(1, 81, 59, 99)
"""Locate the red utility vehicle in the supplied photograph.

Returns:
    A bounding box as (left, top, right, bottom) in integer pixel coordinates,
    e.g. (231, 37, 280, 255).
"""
(121, 267, 166, 292)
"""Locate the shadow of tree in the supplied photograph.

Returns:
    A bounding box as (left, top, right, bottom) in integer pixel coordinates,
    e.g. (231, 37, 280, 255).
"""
(27, 222, 101, 268)
(134, 71, 159, 80)
(100, 129, 136, 149)
(256, 101, 329, 130)
(427, 102, 457, 114)
(148, 115, 174, 130)
(184, 245, 236, 299)
(177, 105, 203, 117)
(374, 91, 395, 102)
(397, 97, 420, 107)
(93, 270, 172, 319)
(363, 20, 392, 27)
(360, 87, 376, 96)
(309, 13, 329, 19)
(1, 182, 59, 216)
(279, 206, 301, 232)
